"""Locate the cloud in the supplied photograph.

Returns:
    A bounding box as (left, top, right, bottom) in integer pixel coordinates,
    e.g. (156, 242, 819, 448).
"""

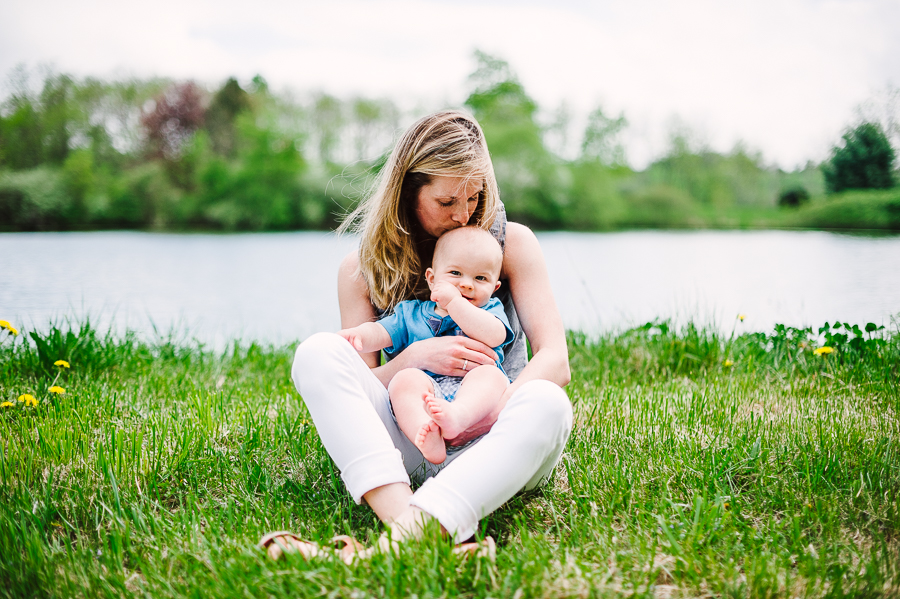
(2, 0, 898, 167)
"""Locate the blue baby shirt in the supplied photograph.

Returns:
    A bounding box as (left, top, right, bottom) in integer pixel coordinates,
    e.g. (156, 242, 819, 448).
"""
(378, 297, 515, 377)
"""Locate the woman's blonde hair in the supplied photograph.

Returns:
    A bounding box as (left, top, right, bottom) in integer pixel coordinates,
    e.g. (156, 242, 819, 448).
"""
(339, 109, 500, 312)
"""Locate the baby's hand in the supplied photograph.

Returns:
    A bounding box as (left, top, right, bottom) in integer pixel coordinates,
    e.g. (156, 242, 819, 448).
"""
(431, 281, 461, 310)
(337, 328, 364, 351)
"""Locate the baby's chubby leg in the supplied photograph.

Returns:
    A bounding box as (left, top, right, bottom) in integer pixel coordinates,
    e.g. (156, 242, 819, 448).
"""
(425, 365, 509, 441)
(389, 368, 446, 465)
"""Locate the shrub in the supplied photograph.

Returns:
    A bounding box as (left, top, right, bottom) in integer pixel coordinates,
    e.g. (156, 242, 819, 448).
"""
(777, 186, 810, 208)
(790, 188, 900, 230)
(0, 167, 70, 230)
(562, 161, 627, 230)
(621, 184, 697, 228)
(100, 162, 181, 228)
(823, 122, 896, 193)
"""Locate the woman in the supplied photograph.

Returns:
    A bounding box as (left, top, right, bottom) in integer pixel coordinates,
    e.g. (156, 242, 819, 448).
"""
(264, 110, 572, 557)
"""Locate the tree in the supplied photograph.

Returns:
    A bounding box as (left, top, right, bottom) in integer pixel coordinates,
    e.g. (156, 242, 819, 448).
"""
(40, 73, 75, 164)
(204, 78, 250, 157)
(464, 50, 564, 227)
(0, 100, 43, 169)
(823, 122, 896, 193)
(141, 82, 206, 160)
(581, 105, 627, 166)
(0, 66, 44, 169)
(311, 94, 343, 165)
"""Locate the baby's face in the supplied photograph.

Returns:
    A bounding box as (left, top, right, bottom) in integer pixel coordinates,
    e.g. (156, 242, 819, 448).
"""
(428, 233, 502, 308)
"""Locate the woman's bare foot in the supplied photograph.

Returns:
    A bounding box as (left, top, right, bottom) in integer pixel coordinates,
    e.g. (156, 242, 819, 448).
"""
(415, 419, 447, 464)
(424, 394, 469, 440)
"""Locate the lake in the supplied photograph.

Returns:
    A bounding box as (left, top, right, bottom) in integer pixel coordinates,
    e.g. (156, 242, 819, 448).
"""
(2, 230, 899, 347)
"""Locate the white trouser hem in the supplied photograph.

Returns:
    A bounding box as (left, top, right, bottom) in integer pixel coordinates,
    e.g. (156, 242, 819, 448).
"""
(409, 478, 480, 542)
(343, 448, 410, 504)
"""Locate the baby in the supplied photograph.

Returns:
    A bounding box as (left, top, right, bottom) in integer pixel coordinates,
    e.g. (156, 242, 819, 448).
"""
(338, 226, 513, 464)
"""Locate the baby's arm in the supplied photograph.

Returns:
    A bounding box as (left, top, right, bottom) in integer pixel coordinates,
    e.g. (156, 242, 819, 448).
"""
(337, 322, 392, 353)
(432, 282, 507, 348)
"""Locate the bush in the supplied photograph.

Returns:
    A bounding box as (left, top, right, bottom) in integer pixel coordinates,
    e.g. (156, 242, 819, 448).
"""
(823, 122, 896, 193)
(100, 162, 181, 228)
(561, 161, 627, 230)
(789, 188, 900, 230)
(0, 167, 71, 230)
(777, 186, 810, 208)
(621, 184, 697, 228)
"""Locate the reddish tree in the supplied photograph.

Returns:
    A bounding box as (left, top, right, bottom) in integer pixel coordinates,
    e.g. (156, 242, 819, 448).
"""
(141, 82, 206, 159)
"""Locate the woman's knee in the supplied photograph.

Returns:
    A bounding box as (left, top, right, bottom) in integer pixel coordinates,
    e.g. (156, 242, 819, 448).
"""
(292, 332, 354, 388)
(508, 380, 573, 439)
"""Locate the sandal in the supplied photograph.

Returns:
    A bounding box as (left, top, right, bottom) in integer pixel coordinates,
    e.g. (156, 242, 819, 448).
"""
(332, 534, 367, 563)
(452, 536, 496, 562)
(258, 531, 366, 564)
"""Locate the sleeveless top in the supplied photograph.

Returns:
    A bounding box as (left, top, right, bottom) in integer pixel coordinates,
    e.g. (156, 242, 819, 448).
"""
(371, 203, 528, 381)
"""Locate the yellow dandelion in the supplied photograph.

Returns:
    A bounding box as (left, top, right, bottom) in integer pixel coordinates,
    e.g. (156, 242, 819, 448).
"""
(738, 314, 746, 322)
(24, 396, 38, 407)
(0, 320, 18, 336)
(18, 394, 36, 403)
(48, 386, 65, 395)
(1, 401, 14, 408)
(54, 360, 70, 368)
(813, 346, 833, 356)
(724, 360, 734, 367)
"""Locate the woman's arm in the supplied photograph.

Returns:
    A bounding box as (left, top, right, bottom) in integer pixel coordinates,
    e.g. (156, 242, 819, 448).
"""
(499, 222, 571, 400)
(338, 251, 499, 388)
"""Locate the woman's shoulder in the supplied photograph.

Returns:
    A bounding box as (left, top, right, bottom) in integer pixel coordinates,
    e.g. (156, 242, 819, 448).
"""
(500, 222, 542, 278)
(339, 249, 361, 276)
(504, 221, 537, 243)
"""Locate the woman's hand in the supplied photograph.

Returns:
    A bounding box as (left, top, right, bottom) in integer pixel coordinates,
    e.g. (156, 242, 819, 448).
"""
(406, 335, 497, 377)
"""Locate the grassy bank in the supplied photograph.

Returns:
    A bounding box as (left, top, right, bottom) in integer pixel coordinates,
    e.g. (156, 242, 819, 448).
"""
(1, 319, 898, 597)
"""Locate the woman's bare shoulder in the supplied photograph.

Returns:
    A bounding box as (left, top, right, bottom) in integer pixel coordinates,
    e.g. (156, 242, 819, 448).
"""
(501, 222, 542, 278)
(338, 248, 357, 272)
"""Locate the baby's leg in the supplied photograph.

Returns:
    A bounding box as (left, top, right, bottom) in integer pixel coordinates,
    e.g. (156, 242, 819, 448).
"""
(388, 368, 446, 464)
(425, 365, 509, 441)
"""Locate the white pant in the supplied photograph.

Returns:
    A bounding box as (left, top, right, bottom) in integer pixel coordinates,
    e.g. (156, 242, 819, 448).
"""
(292, 332, 573, 542)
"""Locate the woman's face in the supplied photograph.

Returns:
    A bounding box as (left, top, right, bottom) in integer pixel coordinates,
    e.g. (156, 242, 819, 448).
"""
(414, 175, 483, 238)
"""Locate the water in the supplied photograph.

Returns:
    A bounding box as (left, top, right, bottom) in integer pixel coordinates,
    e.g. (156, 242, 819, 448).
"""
(2, 230, 899, 346)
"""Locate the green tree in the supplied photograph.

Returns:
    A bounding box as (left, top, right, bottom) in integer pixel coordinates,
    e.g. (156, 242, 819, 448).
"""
(581, 105, 627, 166)
(464, 50, 564, 227)
(823, 122, 896, 193)
(194, 114, 311, 230)
(311, 94, 343, 165)
(0, 67, 44, 169)
(0, 100, 43, 169)
(39, 73, 75, 164)
(205, 77, 250, 157)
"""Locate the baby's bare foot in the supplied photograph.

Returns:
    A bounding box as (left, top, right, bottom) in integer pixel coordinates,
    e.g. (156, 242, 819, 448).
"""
(415, 420, 446, 464)
(424, 395, 467, 440)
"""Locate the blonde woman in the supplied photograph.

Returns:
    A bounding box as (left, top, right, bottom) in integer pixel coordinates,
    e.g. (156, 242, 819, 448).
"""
(262, 110, 572, 558)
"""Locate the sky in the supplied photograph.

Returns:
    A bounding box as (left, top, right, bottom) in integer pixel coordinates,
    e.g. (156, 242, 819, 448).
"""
(2, 0, 899, 169)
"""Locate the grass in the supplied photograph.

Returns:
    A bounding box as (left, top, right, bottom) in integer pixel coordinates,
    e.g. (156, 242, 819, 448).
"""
(1, 319, 898, 597)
